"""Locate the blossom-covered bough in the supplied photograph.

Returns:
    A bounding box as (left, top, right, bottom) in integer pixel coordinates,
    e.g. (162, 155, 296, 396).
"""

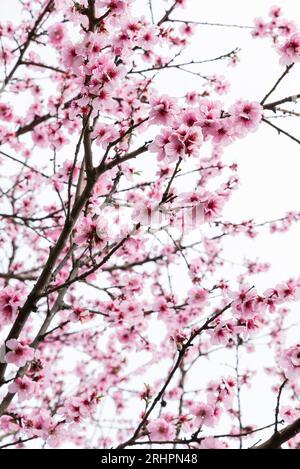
(0, 0, 300, 450)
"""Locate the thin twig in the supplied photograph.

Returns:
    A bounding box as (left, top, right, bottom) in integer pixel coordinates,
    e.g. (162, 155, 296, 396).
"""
(275, 379, 288, 433)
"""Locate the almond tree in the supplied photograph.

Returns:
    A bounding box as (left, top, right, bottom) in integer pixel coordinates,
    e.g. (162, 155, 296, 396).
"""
(0, 0, 300, 449)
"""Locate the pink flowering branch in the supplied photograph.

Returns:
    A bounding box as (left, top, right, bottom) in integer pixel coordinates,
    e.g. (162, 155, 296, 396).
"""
(117, 302, 232, 449)
(0, 0, 54, 94)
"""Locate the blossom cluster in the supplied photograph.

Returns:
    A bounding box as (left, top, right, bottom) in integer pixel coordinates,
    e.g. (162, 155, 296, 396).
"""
(252, 6, 300, 65)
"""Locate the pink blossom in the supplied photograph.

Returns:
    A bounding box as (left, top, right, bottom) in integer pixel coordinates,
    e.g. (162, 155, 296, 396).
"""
(208, 322, 234, 345)
(212, 75, 231, 95)
(276, 281, 300, 301)
(211, 119, 234, 146)
(32, 127, 49, 148)
(149, 95, 177, 126)
(138, 27, 159, 50)
(97, 0, 127, 13)
(62, 42, 84, 71)
(279, 33, 300, 65)
(147, 418, 176, 441)
(119, 300, 143, 325)
(8, 376, 37, 401)
(164, 125, 203, 160)
(281, 345, 300, 380)
(229, 285, 263, 319)
(182, 110, 199, 127)
(203, 196, 224, 221)
(269, 6, 282, 19)
(75, 216, 109, 247)
(0, 415, 19, 433)
(5, 339, 34, 367)
(69, 307, 92, 323)
(188, 287, 208, 305)
(277, 19, 297, 37)
(230, 100, 262, 136)
(0, 103, 13, 121)
(0, 287, 22, 325)
(281, 406, 300, 423)
(185, 91, 199, 104)
(191, 402, 217, 428)
(91, 123, 119, 147)
(164, 133, 186, 160)
(49, 23, 67, 47)
(62, 393, 100, 423)
(188, 257, 204, 280)
(149, 128, 172, 161)
(180, 23, 195, 37)
(47, 424, 69, 448)
(28, 410, 54, 439)
(252, 18, 268, 38)
(131, 201, 161, 226)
